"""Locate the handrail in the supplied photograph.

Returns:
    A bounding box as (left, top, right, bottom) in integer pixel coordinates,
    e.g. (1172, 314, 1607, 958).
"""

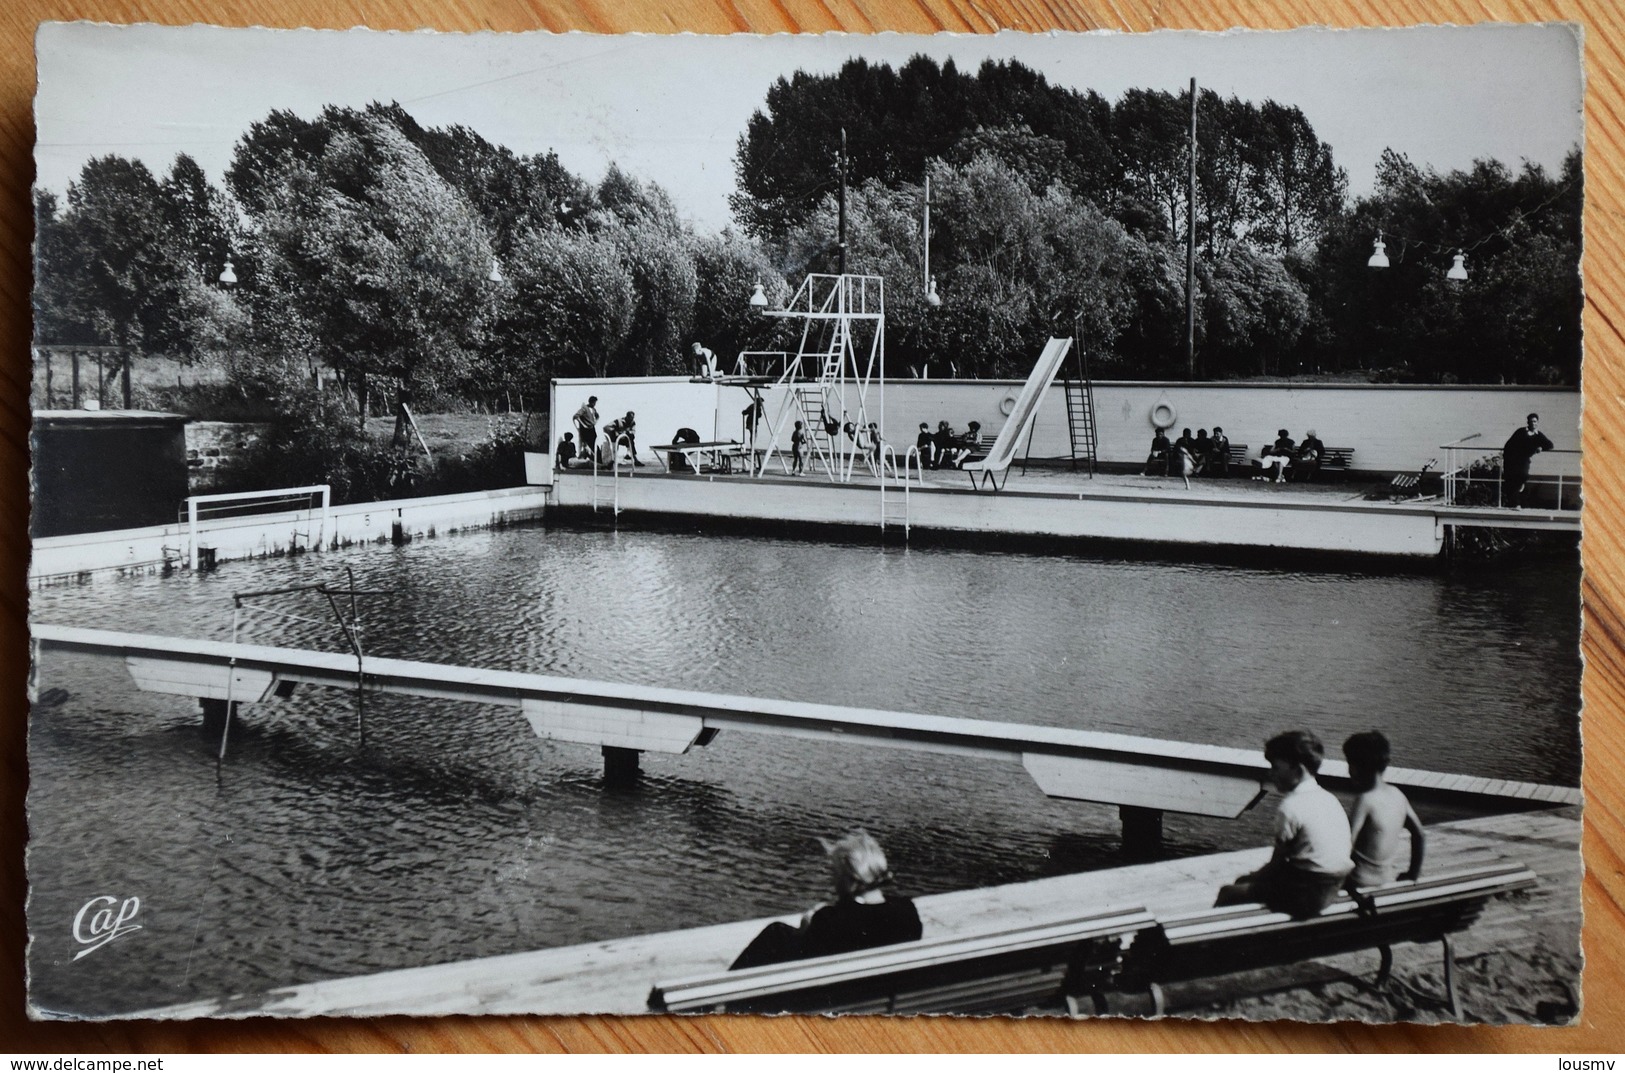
(591, 433, 635, 515)
(185, 485, 330, 571)
(1439, 432, 1580, 509)
(878, 444, 920, 537)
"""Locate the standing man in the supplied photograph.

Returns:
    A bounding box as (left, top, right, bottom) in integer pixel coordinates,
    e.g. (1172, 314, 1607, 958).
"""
(1503, 413, 1555, 509)
(573, 395, 600, 458)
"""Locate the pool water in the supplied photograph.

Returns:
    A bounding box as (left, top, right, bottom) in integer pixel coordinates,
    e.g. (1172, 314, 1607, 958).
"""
(26, 525, 1580, 1016)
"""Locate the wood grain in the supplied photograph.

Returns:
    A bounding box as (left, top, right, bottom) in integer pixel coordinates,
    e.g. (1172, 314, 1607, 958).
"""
(3, 0, 1621, 1054)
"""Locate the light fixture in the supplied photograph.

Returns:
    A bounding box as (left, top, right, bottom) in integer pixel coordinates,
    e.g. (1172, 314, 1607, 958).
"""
(749, 280, 768, 308)
(488, 258, 505, 284)
(1367, 234, 1390, 269)
(925, 276, 941, 307)
(218, 259, 237, 286)
(1447, 250, 1468, 281)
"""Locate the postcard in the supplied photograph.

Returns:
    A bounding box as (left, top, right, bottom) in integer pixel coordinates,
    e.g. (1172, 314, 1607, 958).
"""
(28, 22, 1583, 1023)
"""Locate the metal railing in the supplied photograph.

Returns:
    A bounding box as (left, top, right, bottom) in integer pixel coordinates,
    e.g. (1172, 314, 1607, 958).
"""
(183, 485, 330, 571)
(878, 445, 924, 537)
(591, 433, 635, 515)
(1440, 434, 1581, 510)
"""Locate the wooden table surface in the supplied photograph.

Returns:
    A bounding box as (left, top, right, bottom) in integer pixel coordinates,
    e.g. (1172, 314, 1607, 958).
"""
(2, 0, 1621, 1055)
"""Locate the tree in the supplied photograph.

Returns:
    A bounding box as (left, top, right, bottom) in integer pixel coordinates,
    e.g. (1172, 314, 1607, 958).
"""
(1313, 150, 1581, 383)
(690, 230, 793, 369)
(38, 155, 206, 368)
(239, 110, 496, 433)
(493, 226, 634, 386)
(731, 55, 1114, 243)
(1249, 101, 1347, 252)
(161, 153, 239, 282)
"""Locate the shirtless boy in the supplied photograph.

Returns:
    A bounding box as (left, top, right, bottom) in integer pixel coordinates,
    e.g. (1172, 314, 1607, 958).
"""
(1344, 731, 1426, 888)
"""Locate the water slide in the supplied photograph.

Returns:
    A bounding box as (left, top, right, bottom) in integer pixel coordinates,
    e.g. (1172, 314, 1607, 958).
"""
(962, 336, 1074, 490)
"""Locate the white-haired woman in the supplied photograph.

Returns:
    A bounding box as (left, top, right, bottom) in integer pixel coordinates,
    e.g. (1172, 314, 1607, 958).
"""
(730, 829, 922, 970)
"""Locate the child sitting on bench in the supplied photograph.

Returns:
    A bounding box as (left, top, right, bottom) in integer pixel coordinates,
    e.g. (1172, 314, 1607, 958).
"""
(1343, 731, 1426, 889)
(1215, 730, 1353, 918)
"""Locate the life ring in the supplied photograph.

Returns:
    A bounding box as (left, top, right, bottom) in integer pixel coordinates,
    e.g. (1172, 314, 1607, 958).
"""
(999, 395, 1017, 416)
(1150, 401, 1177, 429)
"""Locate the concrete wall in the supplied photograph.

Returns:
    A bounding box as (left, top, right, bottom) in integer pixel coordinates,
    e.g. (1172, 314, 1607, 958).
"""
(552, 378, 761, 460)
(185, 422, 267, 492)
(555, 377, 1581, 477)
(552, 472, 1445, 557)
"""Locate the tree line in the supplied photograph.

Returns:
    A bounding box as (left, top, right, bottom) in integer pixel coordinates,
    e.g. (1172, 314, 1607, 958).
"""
(33, 55, 1582, 452)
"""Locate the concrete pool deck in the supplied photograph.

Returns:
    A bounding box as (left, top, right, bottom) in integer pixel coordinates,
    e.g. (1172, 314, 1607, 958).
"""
(27, 461, 1577, 583)
(551, 461, 1578, 559)
(127, 807, 1580, 1022)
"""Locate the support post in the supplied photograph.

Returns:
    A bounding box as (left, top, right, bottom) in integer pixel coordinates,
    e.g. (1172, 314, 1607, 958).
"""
(603, 745, 641, 785)
(200, 698, 238, 744)
(1442, 935, 1462, 1020)
(1119, 805, 1164, 858)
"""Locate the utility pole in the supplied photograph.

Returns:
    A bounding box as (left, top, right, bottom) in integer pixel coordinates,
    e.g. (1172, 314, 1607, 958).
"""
(1186, 77, 1198, 380)
(838, 127, 848, 277)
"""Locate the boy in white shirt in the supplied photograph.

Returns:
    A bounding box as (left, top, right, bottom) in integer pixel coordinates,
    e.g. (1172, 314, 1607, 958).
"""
(1216, 730, 1353, 917)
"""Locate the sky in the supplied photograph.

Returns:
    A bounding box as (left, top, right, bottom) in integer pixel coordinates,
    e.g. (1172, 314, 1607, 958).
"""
(34, 22, 1584, 233)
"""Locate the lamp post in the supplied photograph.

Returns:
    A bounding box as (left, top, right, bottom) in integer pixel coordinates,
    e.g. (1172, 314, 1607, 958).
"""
(837, 128, 848, 278)
(1185, 77, 1197, 380)
(923, 176, 941, 307)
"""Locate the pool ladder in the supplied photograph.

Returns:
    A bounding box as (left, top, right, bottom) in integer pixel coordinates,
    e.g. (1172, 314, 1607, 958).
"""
(591, 434, 634, 517)
(879, 446, 922, 538)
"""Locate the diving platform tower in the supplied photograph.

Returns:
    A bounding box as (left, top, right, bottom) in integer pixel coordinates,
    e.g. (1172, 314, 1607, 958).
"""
(754, 272, 886, 482)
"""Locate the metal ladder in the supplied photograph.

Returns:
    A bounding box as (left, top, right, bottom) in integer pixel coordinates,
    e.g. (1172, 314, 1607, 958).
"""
(879, 446, 922, 538)
(590, 435, 631, 516)
(1064, 342, 1099, 476)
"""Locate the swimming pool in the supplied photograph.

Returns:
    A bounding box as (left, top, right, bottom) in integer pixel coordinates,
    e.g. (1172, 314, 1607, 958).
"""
(26, 525, 1581, 1016)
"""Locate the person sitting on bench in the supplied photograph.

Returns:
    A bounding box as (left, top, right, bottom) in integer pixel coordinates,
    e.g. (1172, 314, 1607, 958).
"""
(1209, 426, 1231, 477)
(933, 421, 968, 469)
(1142, 429, 1171, 476)
(1293, 429, 1325, 483)
(1343, 731, 1426, 889)
(960, 421, 985, 460)
(915, 423, 938, 468)
(1254, 430, 1295, 483)
(729, 829, 922, 970)
(1215, 730, 1353, 918)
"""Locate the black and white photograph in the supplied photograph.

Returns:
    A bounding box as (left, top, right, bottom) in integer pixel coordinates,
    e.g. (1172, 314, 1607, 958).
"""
(26, 22, 1583, 1024)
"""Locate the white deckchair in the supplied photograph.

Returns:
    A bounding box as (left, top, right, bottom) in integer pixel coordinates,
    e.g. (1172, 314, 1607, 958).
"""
(961, 336, 1074, 491)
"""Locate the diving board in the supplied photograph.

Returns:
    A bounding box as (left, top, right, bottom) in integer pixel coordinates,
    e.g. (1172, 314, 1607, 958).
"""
(33, 624, 1581, 832)
(963, 336, 1073, 490)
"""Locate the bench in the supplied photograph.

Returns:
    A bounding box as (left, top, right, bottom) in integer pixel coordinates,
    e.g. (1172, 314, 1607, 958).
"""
(650, 440, 748, 474)
(1317, 446, 1356, 479)
(1103, 864, 1535, 1019)
(648, 905, 1154, 1016)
